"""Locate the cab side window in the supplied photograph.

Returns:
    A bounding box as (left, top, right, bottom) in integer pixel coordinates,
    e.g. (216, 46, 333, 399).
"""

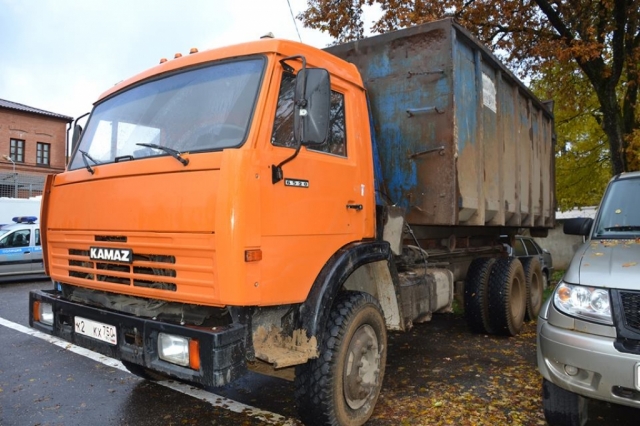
(271, 73, 347, 157)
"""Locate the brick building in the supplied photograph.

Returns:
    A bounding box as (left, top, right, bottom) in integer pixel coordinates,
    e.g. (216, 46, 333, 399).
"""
(0, 99, 73, 198)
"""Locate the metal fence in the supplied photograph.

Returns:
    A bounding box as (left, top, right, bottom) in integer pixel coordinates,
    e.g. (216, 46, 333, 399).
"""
(0, 172, 46, 199)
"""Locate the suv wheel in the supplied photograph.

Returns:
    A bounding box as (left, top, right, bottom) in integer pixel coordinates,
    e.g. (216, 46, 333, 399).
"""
(542, 378, 588, 426)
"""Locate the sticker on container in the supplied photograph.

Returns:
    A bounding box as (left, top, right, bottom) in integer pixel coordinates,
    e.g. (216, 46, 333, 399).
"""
(482, 73, 497, 113)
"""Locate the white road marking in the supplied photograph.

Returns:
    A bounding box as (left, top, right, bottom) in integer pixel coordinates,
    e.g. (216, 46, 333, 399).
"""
(0, 316, 297, 425)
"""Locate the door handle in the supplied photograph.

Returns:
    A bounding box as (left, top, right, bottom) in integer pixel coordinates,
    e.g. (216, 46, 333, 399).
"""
(346, 204, 363, 211)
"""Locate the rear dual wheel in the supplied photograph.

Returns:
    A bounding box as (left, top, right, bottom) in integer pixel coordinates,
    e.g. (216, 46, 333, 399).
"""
(464, 257, 527, 336)
(521, 257, 544, 321)
(487, 257, 527, 336)
(464, 258, 496, 334)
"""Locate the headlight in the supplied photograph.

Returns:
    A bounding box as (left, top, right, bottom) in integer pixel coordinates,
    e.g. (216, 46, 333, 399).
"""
(34, 301, 54, 326)
(158, 333, 190, 366)
(554, 282, 612, 325)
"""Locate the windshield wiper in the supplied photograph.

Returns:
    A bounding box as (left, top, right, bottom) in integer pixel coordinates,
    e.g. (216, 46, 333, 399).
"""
(603, 225, 640, 232)
(136, 143, 189, 166)
(79, 150, 100, 175)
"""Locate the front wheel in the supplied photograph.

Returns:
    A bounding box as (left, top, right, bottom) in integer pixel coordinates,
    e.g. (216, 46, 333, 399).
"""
(542, 378, 588, 426)
(295, 291, 387, 426)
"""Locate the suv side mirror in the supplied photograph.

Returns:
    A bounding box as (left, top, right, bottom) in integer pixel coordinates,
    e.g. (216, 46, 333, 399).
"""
(294, 68, 330, 146)
(563, 217, 593, 236)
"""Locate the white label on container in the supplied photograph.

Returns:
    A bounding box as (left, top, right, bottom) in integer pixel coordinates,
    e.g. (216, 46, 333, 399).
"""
(482, 73, 497, 113)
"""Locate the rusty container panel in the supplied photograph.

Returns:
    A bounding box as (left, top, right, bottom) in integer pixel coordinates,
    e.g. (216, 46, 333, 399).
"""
(326, 18, 555, 229)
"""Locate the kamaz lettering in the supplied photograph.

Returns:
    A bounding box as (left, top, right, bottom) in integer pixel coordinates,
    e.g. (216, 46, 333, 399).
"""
(89, 247, 132, 263)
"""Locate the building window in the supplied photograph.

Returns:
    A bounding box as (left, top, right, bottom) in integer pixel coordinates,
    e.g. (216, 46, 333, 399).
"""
(37, 142, 51, 166)
(10, 139, 25, 163)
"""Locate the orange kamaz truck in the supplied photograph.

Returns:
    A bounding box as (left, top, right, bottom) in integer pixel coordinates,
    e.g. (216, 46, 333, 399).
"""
(30, 18, 554, 426)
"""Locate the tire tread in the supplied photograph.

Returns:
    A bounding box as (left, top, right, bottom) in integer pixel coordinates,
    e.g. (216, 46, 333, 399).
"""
(464, 257, 496, 334)
(294, 291, 385, 426)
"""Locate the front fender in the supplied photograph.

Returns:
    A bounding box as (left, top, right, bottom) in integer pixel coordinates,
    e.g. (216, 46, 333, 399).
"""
(298, 240, 391, 343)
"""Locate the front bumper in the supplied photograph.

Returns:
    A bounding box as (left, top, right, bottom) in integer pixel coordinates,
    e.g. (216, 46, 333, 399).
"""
(29, 289, 247, 387)
(537, 312, 640, 408)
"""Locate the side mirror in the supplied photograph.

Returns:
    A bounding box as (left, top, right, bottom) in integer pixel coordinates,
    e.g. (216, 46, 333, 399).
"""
(294, 68, 330, 146)
(563, 217, 593, 236)
(71, 124, 83, 152)
(70, 112, 90, 155)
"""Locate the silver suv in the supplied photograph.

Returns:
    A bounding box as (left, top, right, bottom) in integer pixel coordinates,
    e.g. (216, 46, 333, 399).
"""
(537, 171, 640, 425)
(0, 216, 44, 278)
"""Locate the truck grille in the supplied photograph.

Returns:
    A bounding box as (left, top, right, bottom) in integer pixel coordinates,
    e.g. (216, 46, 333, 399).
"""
(620, 291, 640, 334)
(68, 248, 177, 291)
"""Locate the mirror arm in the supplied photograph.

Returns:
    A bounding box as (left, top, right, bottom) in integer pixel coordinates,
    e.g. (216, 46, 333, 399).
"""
(272, 55, 308, 184)
(272, 142, 302, 184)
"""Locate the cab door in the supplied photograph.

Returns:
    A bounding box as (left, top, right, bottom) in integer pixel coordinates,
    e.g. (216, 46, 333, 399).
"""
(258, 70, 375, 303)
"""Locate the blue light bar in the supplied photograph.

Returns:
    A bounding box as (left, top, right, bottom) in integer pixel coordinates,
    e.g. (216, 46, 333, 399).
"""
(12, 216, 38, 224)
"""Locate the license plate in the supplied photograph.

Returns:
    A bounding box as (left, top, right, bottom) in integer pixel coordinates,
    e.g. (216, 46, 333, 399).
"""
(74, 316, 117, 345)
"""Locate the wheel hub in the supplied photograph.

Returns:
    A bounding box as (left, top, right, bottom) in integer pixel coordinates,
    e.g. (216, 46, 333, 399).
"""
(344, 324, 381, 410)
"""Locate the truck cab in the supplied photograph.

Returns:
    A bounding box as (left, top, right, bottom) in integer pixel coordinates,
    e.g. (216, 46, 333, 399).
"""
(31, 38, 390, 426)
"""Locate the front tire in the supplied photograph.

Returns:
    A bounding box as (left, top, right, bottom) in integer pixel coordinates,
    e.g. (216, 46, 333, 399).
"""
(542, 378, 588, 426)
(295, 291, 387, 426)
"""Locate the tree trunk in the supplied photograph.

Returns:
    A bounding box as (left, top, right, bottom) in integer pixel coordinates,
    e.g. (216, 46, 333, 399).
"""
(597, 89, 627, 175)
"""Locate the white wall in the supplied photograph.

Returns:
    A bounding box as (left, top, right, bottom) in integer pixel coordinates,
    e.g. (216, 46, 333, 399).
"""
(0, 197, 42, 225)
(534, 226, 585, 271)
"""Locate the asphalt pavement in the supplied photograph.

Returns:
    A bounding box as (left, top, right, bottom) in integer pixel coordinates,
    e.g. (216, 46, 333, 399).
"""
(1, 279, 637, 425)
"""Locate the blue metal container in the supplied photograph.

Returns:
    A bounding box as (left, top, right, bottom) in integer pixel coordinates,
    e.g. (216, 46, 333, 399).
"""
(327, 18, 555, 230)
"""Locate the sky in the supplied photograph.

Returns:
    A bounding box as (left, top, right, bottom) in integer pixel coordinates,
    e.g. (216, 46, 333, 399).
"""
(0, 0, 379, 120)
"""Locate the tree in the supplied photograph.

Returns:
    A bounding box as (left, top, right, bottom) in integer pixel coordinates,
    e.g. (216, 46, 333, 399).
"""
(300, 0, 640, 176)
(531, 62, 611, 209)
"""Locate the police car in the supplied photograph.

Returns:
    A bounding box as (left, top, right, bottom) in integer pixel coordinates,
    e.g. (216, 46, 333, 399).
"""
(0, 216, 46, 278)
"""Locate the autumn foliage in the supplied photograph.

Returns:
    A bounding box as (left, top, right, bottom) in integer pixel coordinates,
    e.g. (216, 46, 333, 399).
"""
(300, 0, 640, 183)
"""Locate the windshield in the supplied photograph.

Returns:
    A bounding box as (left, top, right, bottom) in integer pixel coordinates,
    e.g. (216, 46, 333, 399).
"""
(69, 57, 265, 170)
(593, 177, 640, 238)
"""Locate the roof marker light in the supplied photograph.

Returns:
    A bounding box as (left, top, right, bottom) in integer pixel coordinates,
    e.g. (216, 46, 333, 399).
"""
(189, 48, 198, 54)
(159, 58, 168, 64)
(174, 53, 182, 59)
